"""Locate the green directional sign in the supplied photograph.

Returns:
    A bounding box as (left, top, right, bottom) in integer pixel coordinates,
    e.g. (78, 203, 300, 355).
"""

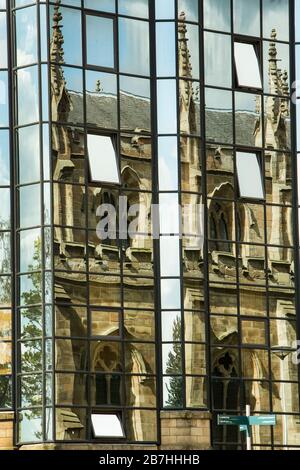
(239, 424, 250, 437)
(249, 416, 276, 426)
(217, 415, 248, 426)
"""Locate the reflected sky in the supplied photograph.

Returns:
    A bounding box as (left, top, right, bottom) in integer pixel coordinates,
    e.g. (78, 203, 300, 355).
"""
(0, 131, 9, 186)
(155, 0, 175, 19)
(263, 0, 289, 41)
(0, 12, 7, 68)
(0, 71, 8, 126)
(178, 0, 198, 22)
(119, 0, 149, 18)
(18, 125, 40, 185)
(16, 5, 38, 67)
(119, 17, 149, 76)
(157, 80, 177, 134)
(17, 66, 39, 126)
(204, 0, 231, 32)
(204, 32, 231, 88)
(233, 0, 260, 36)
(156, 22, 176, 77)
(158, 136, 178, 191)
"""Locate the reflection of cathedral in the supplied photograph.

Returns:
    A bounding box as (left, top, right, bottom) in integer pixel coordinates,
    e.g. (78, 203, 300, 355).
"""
(1, 0, 300, 451)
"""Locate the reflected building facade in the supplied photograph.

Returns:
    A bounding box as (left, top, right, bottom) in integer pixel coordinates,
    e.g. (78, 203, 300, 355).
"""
(1, 0, 300, 450)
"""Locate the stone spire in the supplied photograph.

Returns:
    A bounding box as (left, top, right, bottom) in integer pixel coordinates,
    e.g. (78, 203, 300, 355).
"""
(178, 12, 197, 135)
(50, 0, 65, 96)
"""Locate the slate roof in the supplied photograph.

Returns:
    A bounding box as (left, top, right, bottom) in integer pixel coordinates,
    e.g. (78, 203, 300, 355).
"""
(67, 92, 290, 149)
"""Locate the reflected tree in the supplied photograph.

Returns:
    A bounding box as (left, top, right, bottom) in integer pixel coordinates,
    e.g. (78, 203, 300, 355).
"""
(20, 237, 43, 439)
(165, 316, 183, 408)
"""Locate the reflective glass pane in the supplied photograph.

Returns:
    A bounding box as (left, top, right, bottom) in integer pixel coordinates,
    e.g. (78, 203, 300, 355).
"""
(241, 319, 267, 345)
(0, 12, 7, 68)
(125, 409, 157, 441)
(158, 137, 178, 191)
(125, 375, 156, 408)
(19, 184, 41, 228)
(162, 311, 181, 342)
(178, 0, 198, 22)
(205, 88, 233, 144)
(204, 32, 231, 88)
(204, 0, 231, 32)
(120, 75, 151, 133)
(20, 340, 42, 373)
(86, 15, 115, 69)
(161, 279, 181, 310)
(0, 342, 11, 375)
(15, 6, 38, 67)
(234, 42, 262, 89)
(20, 307, 42, 339)
(236, 152, 264, 199)
(0, 310, 11, 341)
(86, 70, 117, 129)
(185, 343, 206, 374)
(263, 0, 289, 41)
(119, 18, 149, 76)
(0, 71, 8, 126)
(19, 229, 41, 273)
(160, 237, 180, 277)
(263, 40, 290, 96)
(124, 310, 155, 341)
(18, 409, 43, 443)
(0, 131, 9, 185)
(19, 273, 42, 307)
(0, 375, 12, 408)
(233, 0, 260, 36)
(0, 188, 10, 229)
(84, 0, 115, 12)
(157, 79, 177, 134)
(87, 134, 120, 184)
(163, 376, 184, 408)
(156, 22, 176, 77)
(163, 343, 182, 375)
(235, 92, 262, 147)
(91, 310, 120, 337)
(17, 66, 39, 126)
(20, 374, 42, 408)
(18, 125, 40, 184)
(54, 7, 82, 66)
(186, 376, 207, 408)
(119, 0, 149, 18)
(155, 0, 175, 19)
(178, 22, 199, 80)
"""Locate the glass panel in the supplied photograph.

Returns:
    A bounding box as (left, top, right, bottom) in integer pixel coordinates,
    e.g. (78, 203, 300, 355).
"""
(120, 75, 151, 133)
(234, 43, 262, 89)
(186, 376, 207, 408)
(185, 310, 205, 342)
(236, 152, 264, 199)
(0, 71, 9, 126)
(84, 0, 115, 13)
(178, 0, 198, 22)
(0, 342, 11, 375)
(53, 7, 82, 66)
(233, 0, 260, 36)
(119, 0, 149, 18)
(0, 310, 11, 341)
(86, 15, 115, 69)
(119, 18, 149, 76)
(17, 66, 39, 126)
(235, 92, 262, 147)
(162, 311, 181, 342)
(87, 134, 120, 184)
(158, 137, 178, 191)
(125, 342, 156, 374)
(125, 375, 156, 408)
(91, 373, 122, 405)
(155, 0, 175, 19)
(20, 374, 42, 408)
(20, 340, 42, 373)
(204, 32, 231, 88)
(185, 343, 206, 375)
(162, 343, 182, 375)
(163, 376, 184, 408)
(19, 229, 41, 273)
(0, 131, 10, 185)
(54, 66, 84, 125)
(263, 41, 290, 96)
(0, 375, 12, 409)
(263, 0, 289, 41)
(56, 373, 88, 406)
(125, 409, 157, 441)
(161, 279, 181, 310)
(0, 12, 7, 68)
(86, 70, 118, 129)
(15, 6, 38, 67)
(91, 309, 120, 337)
(157, 79, 177, 134)
(19, 184, 41, 228)
(241, 349, 269, 379)
(18, 409, 43, 443)
(92, 413, 124, 438)
(159, 193, 180, 235)
(0, 189, 10, 229)
(241, 319, 267, 345)
(0, 276, 11, 307)
(204, 0, 231, 32)
(205, 88, 233, 144)
(18, 125, 40, 184)
(0, 232, 10, 274)
(55, 408, 86, 441)
(156, 22, 176, 77)
(178, 22, 199, 80)
(124, 310, 155, 341)
(20, 307, 42, 339)
(90, 341, 122, 372)
(160, 237, 180, 279)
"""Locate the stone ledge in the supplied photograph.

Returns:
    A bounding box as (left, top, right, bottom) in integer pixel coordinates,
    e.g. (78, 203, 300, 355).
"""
(20, 444, 158, 451)
(0, 412, 15, 422)
(160, 411, 212, 421)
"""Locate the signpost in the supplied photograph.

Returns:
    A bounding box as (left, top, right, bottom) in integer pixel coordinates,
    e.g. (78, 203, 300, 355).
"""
(217, 406, 276, 450)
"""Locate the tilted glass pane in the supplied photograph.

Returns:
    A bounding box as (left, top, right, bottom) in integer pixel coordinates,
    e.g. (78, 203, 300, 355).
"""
(236, 152, 264, 199)
(87, 134, 120, 184)
(234, 42, 262, 89)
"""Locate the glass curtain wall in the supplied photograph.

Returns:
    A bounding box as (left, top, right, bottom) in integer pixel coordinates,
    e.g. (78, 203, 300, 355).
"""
(0, 0, 12, 414)
(205, 0, 300, 450)
(13, 0, 52, 443)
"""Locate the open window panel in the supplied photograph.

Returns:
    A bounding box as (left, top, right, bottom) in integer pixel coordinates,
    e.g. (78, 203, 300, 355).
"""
(234, 41, 262, 90)
(236, 151, 264, 200)
(87, 133, 120, 185)
(91, 413, 125, 439)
